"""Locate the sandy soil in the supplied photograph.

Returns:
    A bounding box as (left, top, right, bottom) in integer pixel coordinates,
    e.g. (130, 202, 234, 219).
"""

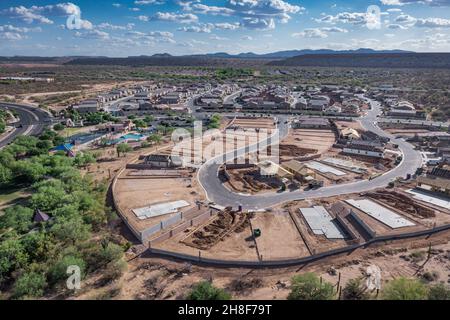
(157, 220, 260, 262)
(114, 172, 204, 232)
(231, 118, 275, 130)
(282, 129, 336, 155)
(252, 211, 310, 260)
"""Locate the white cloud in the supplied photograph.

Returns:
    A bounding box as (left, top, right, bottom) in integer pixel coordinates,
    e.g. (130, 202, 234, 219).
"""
(134, 0, 165, 5)
(214, 22, 240, 30)
(190, 3, 234, 16)
(98, 23, 135, 30)
(387, 23, 408, 29)
(395, 13, 417, 24)
(1, 3, 93, 30)
(209, 35, 229, 41)
(180, 0, 304, 30)
(75, 29, 110, 40)
(151, 12, 199, 23)
(241, 17, 276, 30)
(314, 11, 368, 25)
(178, 24, 212, 33)
(0, 24, 41, 41)
(292, 26, 348, 38)
(292, 28, 328, 38)
(415, 17, 450, 27)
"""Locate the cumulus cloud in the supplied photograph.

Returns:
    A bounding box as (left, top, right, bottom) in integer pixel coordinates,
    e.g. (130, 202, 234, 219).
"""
(292, 26, 348, 38)
(97, 23, 135, 31)
(151, 12, 199, 23)
(387, 23, 408, 29)
(75, 29, 110, 40)
(214, 22, 241, 30)
(315, 11, 369, 25)
(177, 22, 241, 33)
(415, 17, 450, 27)
(189, 3, 234, 16)
(125, 30, 175, 44)
(180, 0, 304, 30)
(1, 2, 93, 30)
(292, 28, 328, 38)
(134, 0, 165, 4)
(177, 24, 212, 33)
(241, 17, 276, 30)
(400, 32, 450, 49)
(0, 24, 41, 41)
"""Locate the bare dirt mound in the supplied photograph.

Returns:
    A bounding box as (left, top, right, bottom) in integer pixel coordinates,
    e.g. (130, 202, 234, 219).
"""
(182, 208, 255, 250)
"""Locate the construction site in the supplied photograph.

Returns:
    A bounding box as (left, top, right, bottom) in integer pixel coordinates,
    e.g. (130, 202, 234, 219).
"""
(111, 113, 450, 268)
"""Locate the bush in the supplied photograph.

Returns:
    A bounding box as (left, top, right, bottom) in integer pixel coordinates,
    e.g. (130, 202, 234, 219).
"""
(13, 272, 47, 299)
(84, 242, 124, 271)
(0, 206, 34, 234)
(0, 239, 28, 284)
(99, 259, 127, 284)
(186, 281, 231, 300)
(49, 255, 86, 286)
(382, 277, 428, 300)
(53, 123, 65, 131)
(428, 283, 450, 300)
(288, 273, 335, 300)
(342, 278, 370, 300)
(116, 143, 132, 157)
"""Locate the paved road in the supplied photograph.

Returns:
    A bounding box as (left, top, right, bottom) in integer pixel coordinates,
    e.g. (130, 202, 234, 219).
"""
(0, 103, 52, 148)
(197, 97, 423, 210)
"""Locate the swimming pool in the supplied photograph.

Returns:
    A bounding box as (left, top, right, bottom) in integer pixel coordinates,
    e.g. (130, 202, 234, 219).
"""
(121, 133, 146, 140)
(105, 133, 147, 145)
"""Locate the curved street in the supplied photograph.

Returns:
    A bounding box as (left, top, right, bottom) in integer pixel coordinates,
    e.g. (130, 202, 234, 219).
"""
(197, 97, 423, 210)
(0, 102, 52, 148)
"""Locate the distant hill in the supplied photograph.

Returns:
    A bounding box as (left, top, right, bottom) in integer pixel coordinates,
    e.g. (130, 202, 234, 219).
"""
(192, 48, 412, 59)
(268, 53, 450, 69)
(64, 56, 267, 67)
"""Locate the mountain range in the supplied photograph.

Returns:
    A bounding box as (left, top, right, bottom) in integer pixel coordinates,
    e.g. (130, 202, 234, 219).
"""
(193, 48, 413, 59)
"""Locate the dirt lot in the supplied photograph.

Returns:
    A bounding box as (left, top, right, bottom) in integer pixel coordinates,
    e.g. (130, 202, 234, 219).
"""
(335, 120, 364, 131)
(252, 211, 310, 260)
(282, 129, 336, 155)
(231, 117, 275, 130)
(223, 167, 283, 194)
(18, 81, 149, 112)
(156, 218, 260, 262)
(114, 171, 204, 233)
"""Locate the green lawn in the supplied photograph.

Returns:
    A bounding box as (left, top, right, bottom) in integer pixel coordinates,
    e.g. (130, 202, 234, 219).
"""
(59, 125, 99, 138)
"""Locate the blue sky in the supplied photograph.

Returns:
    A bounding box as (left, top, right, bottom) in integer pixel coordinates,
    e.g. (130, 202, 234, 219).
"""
(0, 0, 450, 56)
